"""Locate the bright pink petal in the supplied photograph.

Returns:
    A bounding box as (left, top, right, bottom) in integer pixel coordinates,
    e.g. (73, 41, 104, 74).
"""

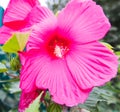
(35, 55, 92, 106)
(57, 0, 111, 43)
(0, 26, 13, 44)
(3, 0, 40, 30)
(19, 90, 39, 112)
(19, 50, 43, 92)
(20, 50, 92, 106)
(20, 50, 50, 92)
(26, 6, 57, 50)
(26, 5, 55, 26)
(66, 41, 118, 89)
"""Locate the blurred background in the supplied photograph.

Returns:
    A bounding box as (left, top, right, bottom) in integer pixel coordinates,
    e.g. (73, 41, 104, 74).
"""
(0, 0, 120, 112)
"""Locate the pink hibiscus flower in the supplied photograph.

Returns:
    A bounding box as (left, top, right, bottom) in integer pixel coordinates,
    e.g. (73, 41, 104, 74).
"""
(0, 0, 40, 44)
(18, 0, 118, 111)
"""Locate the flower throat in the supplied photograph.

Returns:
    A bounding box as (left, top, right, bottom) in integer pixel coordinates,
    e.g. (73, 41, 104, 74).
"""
(47, 36, 70, 58)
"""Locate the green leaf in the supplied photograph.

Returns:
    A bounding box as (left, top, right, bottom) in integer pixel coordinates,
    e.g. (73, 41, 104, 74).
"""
(25, 92, 43, 112)
(47, 102, 62, 112)
(76, 84, 120, 111)
(0, 90, 7, 101)
(3, 81, 21, 94)
(78, 87, 117, 112)
(2, 32, 29, 53)
(0, 62, 7, 73)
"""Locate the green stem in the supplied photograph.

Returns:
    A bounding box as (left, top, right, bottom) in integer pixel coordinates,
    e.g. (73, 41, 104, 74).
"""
(0, 78, 19, 83)
(6, 72, 19, 78)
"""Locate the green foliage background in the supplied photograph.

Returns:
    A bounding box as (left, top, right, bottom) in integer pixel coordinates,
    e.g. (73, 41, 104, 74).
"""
(0, 0, 120, 112)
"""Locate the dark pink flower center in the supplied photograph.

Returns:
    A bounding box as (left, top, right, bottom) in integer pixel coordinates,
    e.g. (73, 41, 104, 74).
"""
(46, 36, 70, 58)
